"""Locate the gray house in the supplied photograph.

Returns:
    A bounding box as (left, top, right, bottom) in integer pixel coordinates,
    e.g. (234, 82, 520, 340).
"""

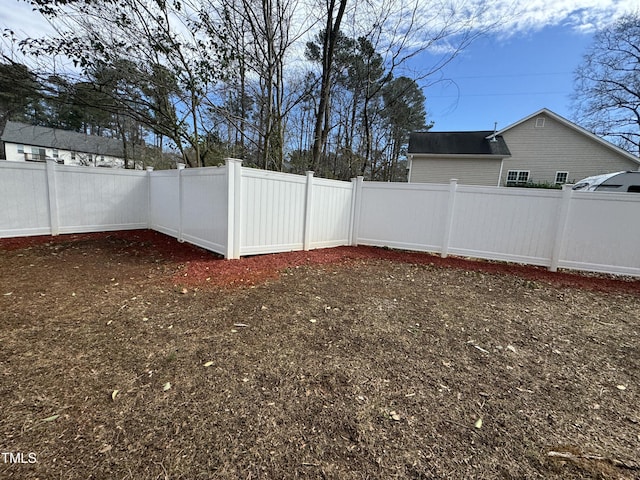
(408, 108, 640, 186)
(1, 121, 126, 167)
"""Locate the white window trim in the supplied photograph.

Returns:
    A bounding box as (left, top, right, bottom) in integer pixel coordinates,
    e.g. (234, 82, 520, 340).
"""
(506, 170, 530, 185)
(535, 117, 545, 128)
(555, 171, 569, 185)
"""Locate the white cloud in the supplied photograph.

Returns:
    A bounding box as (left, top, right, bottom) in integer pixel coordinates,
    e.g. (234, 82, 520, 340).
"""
(457, 0, 638, 36)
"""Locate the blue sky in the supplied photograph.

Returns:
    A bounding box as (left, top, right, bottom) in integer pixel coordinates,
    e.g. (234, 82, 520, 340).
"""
(422, 25, 592, 132)
(1, 0, 637, 134)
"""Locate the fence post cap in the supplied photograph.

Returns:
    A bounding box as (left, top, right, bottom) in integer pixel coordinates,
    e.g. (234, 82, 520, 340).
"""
(146, 166, 154, 172)
(177, 163, 186, 170)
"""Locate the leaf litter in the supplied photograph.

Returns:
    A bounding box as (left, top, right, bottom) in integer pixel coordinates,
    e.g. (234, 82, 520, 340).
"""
(0, 229, 639, 479)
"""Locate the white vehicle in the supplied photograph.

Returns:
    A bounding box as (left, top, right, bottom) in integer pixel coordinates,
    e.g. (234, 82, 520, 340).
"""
(572, 171, 640, 192)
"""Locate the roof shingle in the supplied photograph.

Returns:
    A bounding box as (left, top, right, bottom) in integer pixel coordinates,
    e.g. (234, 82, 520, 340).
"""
(408, 131, 511, 157)
(1, 121, 124, 157)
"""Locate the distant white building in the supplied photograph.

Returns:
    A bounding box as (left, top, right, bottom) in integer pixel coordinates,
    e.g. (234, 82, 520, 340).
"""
(1, 121, 126, 167)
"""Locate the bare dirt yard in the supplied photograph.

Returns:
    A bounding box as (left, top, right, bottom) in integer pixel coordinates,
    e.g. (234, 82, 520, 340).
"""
(1, 230, 638, 479)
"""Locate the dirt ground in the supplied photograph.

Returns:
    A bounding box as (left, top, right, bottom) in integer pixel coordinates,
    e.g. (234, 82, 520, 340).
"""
(0, 230, 638, 479)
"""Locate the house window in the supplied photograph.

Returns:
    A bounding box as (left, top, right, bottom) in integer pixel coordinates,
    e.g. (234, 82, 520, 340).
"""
(17, 144, 24, 154)
(535, 117, 545, 128)
(506, 170, 530, 186)
(71, 152, 76, 161)
(555, 171, 569, 184)
(52, 149, 59, 158)
(30, 147, 46, 162)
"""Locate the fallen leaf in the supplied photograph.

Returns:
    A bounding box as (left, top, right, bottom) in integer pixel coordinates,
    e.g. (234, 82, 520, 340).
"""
(390, 411, 401, 421)
(180, 288, 188, 294)
(3, 292, 12, 296)
(111, 390, 119, 401)
(474, 418, 483, 429)
(506, 345, 517, 353)
(163, 382, 172, 391)
(309, 319, 317, 323)
(99, 444, 112, 454)
(616, 385, 627, 390)
(203, 361, 214, 367)
(42, 414, 60, 422)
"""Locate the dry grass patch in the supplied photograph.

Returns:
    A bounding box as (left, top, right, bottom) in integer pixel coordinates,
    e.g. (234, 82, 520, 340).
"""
(1, 231, 638, 479)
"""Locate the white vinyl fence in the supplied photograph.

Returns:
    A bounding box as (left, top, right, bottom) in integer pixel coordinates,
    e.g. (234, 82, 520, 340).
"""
(1, 159, 639, 276)
(0, 160, 148, 238)
(354, 179, 640, 276)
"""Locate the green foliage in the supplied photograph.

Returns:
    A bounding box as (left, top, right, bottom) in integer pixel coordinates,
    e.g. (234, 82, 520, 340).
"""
(0, 61, 44, 124)
(506, 181, 563, 189)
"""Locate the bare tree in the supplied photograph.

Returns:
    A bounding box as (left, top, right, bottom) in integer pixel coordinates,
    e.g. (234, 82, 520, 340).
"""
(308, 0, 501, 176)
(309, 0, 348, 172)
(19, 0, 231, 167)
(207, 0, 313, 170)
(572, 13, 640, 156)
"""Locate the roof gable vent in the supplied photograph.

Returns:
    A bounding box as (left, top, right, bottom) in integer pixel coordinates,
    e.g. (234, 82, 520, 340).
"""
(535, 117, 545, 128)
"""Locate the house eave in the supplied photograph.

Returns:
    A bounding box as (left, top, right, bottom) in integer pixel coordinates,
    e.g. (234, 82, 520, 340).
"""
(409, 153, 511, 160)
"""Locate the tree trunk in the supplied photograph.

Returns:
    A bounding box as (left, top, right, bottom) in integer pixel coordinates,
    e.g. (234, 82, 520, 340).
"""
(311, 0, 348, 173)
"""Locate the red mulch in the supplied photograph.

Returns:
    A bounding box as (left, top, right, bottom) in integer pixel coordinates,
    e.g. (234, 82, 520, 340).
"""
(1, 229, 638, 295)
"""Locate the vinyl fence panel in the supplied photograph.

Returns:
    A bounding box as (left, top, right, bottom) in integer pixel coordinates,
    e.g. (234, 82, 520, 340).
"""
(0, 162, 51, 237)
(239, 168, 307, 255)
(148, 170, 180, 238)
(54, 165, 148, 234)
(353, 180, 639, 277)
(0, 161, 148, 237)
(309, 177, 354, 249)
(448, 186, 561, 266)
(180, 166, 228, 256)
(356, 182, 450, 252)
(559, 191, 640, 275)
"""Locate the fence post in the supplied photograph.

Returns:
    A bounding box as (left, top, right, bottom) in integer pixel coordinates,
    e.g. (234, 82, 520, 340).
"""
(441, 178, 458, 258)
(549, 184, 573, 272)
(303, 171, 314, 251)
(177, 163, 186, 242)
(350, 176, 364, 246)
(146, 166, 154, 228)
(45, 159, 60, 236)
(225, 158, 242, 259)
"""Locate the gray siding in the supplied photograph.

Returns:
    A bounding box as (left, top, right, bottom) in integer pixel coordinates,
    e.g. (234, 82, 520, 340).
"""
(409, 157, 502, 185)
(501, 113, 640, 185)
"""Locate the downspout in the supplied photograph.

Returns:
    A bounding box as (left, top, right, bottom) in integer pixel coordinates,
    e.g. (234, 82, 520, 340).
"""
(408, 154, 413, 182)
(497, 157, 505, 187)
